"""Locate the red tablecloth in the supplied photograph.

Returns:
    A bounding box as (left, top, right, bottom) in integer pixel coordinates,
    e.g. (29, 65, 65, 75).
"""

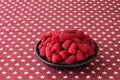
(0, 0, 120, 80)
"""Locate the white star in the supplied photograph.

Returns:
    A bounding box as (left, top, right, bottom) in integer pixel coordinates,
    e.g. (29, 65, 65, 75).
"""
(86, 75, 91, 79)
(37, 63, 41, 66)
(102, 71, 107, 75)
(15, 63, 19, 66)
(30, 67, 35, 70)
(4, 63, 9, 66)
(41, 67, 46, 70)
(58, 71, 62, 74)
(98, 76, 102, 79)
(106, 59, 110, 62)
(96, 67, 101, 70)
(69, 71, 73, 74)
(47, 71, 51, 74)
(35, 71, 40, 74)
(6, 76, 11, 79)
(109, 76, 113, 79)
(52, 75, 56, 79)
(86, 67, 90, 69)
(40, 75, 45, 79)
(2, 71, 6, 74)
(0, 67, 2, 70)
(63, 75, 68, 79)
(101, 63, 105, 66)
(117, 59, 120, 62)
(108, 67, 112, 70)
(26, 63, 30, 66)
(20, 67, 24, 70)
(80, 71, 84, 74)
(75, 76, 79, 79)
(13, 71, 17, 75)
(114, 71, 118, 75)
(112, 63, 116, 66)
(91, 71, 96, 74)
(18, 76, 22, 79)
(29, 76, 33, 79)
(24, 71, 28, 74)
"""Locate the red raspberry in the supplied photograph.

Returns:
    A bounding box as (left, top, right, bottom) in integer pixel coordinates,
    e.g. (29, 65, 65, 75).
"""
(59, 50, 68, 60)
(52, 54, 61, 63)
(59, 32, 71, 42)
(65, 55, 76, 64)
(76, 30, 84, 39)
(77, 44, 90, 53)
(84, 34, 91, 41)
(72, 38, 80, 43)
(45, 47, 52, 57)
(68, 43, 77, 54)
(62, 39, 72, 49)
(40, 46, 46, 57)
(76, 50, 85, 61)
(51, 43, 61, 53)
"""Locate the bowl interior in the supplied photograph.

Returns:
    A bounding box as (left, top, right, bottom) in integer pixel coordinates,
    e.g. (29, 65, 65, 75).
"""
(35, 40, 98, 70)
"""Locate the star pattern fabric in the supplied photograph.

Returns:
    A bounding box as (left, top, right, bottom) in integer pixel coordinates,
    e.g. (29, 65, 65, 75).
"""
(0, 0, 120, 80)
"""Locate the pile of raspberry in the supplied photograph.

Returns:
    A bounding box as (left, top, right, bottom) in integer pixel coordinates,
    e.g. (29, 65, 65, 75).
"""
(39, 30, 95, 64)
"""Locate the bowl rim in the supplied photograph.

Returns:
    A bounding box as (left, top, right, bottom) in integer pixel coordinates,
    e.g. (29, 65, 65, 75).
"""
(35, 40, 98, 68)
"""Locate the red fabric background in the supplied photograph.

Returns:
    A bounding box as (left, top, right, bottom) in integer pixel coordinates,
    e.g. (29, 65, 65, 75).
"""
(0, 0, 120, 80)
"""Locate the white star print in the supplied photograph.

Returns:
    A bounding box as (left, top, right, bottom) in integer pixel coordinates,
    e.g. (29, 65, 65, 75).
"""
(117, 59, 120, 62)
(109, 76, 113, 79)
(112, 63, 116, 66)
(0, 67, 2, 70)
(2, 71, 6, 74)
(40, 75, 45, 79)
(58, 71, 62, 74)
(108, 67, 112, 70)
(75, 76, 79, 79)
(102, 71, 107, 75)
(36, 63, 41, 66)
(6, 76, 11, 79)
(41, 67, 46, 70)
(29, 76, 33, 79)
(47, 71, 51, 74)
(80, 71, 84, 74)
(35, 71, 40, 74)
(52, 75, 56, 79)
(24, 71, 28, 74)
(86, 75, 91, 79)
(18, 76, 22, 79)
(69, 71, 73, 74)
(63, 75, 68, 79)
(98, 76, 102, 79)
(96, 67, 101, 70)
(91, 71, 96, 74)
(114, 71, 118, 75)
(13, 71, 17, 75)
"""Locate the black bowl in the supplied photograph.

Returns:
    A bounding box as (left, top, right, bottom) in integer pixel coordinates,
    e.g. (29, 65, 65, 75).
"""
(35, 40, 98, 70)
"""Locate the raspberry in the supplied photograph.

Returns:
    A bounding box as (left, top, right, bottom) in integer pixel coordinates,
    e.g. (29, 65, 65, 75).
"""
(51, 43, 61, 53)
(59, 32, 71, 42)
(62, 39, 72, 49)
(88, 48, 94, 56)
(40, 46, 46, 57)
(40, 34, 51, 41)
(76, 30, 84, 39)
(72, 38, 80, 43)
(59, 50, 68, 60)
(52, 54, 61, 63)
(45, 47, 52, 57)
(84, 34, 91, 41)
(76, 50, 85, 61)
(65, 55, 76, 64)
(68, 43, 77, 54)
(77, 44, 90, 53)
